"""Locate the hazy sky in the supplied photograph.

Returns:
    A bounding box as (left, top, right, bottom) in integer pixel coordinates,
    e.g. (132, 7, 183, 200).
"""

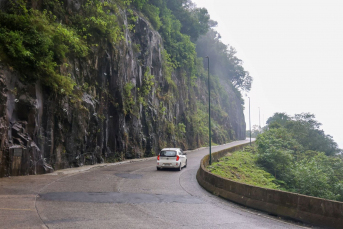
(192, 0, 343, 148)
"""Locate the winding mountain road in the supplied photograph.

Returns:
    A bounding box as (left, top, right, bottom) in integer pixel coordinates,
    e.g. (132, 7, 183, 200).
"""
(1, 139, 310, 228)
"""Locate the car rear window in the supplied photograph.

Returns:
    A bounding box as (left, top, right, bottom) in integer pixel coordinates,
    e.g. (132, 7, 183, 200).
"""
(159, 150, 177, 157)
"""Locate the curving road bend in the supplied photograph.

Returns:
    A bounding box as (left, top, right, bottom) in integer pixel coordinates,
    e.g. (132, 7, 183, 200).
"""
(1, 139, 311, 228)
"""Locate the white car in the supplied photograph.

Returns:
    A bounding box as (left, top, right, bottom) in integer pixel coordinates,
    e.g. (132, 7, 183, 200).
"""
(156, 148, 187, 171)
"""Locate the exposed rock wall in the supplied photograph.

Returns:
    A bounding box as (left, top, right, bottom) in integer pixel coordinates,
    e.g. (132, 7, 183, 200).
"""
(0, 2, 246, 177)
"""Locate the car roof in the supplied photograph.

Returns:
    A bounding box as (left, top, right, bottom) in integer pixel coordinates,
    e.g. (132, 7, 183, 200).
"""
(161, 148, 180, 151)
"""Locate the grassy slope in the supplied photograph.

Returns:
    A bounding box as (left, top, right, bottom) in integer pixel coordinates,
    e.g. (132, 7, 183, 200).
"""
(207, 151, 279, 189)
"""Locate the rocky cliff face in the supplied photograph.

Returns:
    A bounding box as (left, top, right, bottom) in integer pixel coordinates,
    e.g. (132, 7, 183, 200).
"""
(0, 1, 245, 177)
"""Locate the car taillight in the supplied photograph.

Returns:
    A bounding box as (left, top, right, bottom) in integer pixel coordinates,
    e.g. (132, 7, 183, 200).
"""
(176, 155, 180, 161)
(157, 155, 160, 160)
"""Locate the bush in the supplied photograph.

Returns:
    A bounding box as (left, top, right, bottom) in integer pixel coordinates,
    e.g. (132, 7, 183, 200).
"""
(208, 151, 279, 189)
(0, 1, 88, 95)
(256, 125, 343, 201)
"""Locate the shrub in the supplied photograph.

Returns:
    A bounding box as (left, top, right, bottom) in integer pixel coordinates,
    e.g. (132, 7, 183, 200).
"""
(0, 1, 88, 95)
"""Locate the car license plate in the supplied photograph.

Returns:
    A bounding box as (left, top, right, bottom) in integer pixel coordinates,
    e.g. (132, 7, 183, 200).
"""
(164, 163, 171, 166)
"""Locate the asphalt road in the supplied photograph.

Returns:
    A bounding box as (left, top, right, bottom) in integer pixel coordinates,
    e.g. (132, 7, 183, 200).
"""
(0, 139, 311, 228)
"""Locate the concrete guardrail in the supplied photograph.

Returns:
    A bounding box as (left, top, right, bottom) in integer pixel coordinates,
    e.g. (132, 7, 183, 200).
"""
(196, 142, 343, 229)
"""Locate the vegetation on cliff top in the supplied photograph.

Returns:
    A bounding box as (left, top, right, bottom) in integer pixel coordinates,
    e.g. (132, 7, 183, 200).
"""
(0, 0, 251, 91)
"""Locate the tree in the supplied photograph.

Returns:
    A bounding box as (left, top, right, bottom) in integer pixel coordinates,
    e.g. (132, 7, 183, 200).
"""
(266, 112, 341, 156)
(246, 125, 262, 138)
(132, 0, 149, 10)
(256, 128, 301, 182)
(285, 113, 340, 156)
(257, 114, 343, 200)
(293, 153, 339, 200)
(266, 112, 290, 126)
(165, 0, 210, 42)
(195, 29, 252, 92)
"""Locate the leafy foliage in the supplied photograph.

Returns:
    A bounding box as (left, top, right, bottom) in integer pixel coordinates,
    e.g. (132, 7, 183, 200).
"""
(266, 112, 291, 126)
(256, 128, 300, 183)
(132, 0, 149, 10)
(161, 49, 177, 90)
(176, 122, 186, 138)
(138, 0, 208, 72)
(0, 0, 88, 95)
(292, 153, 341, 200)
(123, 82, 135, 115)
(138, 67, 155, 106)
(165, 0, 210, 42)
(267, 112, 341, 156)
(69, 0, 123, 45)
(255, 115, 343, 201)
(141, 3, 162, 30)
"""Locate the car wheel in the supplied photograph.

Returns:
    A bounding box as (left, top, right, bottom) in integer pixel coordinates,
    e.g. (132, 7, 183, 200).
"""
(185, 160, 187, 168)
(157, 167, 161, 170)
(178, 163, 182, 171)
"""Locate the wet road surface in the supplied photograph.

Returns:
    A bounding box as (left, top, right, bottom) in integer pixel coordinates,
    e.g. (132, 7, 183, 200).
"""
(1, 140, 311, 228)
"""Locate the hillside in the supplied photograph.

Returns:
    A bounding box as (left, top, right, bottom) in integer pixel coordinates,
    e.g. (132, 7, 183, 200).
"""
(0, 0, 251, 177)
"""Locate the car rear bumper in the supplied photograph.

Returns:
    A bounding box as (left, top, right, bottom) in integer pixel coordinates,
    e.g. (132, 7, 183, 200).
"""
(157, 162, 180, 168)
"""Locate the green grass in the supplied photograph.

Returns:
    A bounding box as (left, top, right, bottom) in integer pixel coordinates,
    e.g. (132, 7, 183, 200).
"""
(207, 151, 279, 189)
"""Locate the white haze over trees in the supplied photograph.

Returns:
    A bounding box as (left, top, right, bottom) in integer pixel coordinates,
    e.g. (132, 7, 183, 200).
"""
(192, 0, 343, 148)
